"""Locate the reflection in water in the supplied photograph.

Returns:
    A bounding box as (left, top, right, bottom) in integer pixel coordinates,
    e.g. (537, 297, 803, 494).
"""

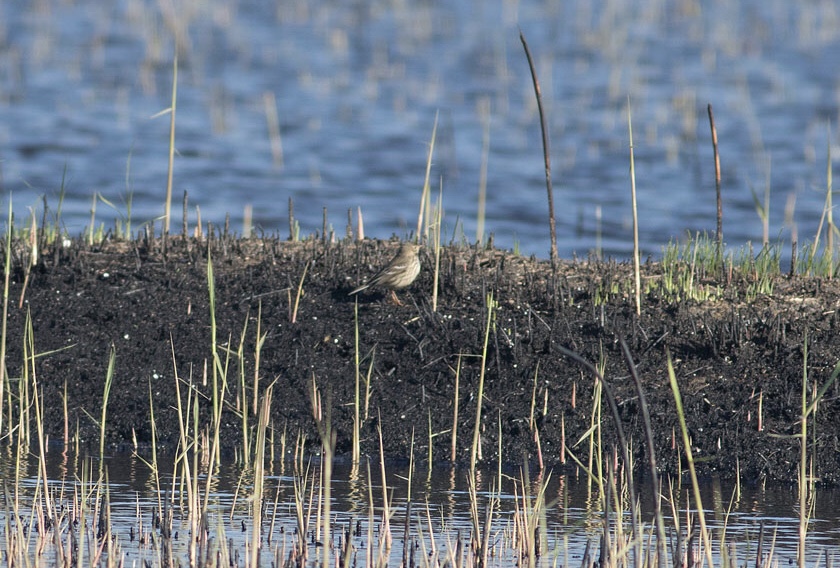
(1, 450, 838, 566)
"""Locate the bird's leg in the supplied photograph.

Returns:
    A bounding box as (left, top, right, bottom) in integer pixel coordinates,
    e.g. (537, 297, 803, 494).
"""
(387, 290, 403, 306)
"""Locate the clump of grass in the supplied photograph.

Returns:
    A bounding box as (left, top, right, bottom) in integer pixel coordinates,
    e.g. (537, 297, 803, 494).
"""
(796, 240, 832, 276)
(658, 232, 722, 302)
(745, 242, 781, 299)
(512, 464, 550, 566)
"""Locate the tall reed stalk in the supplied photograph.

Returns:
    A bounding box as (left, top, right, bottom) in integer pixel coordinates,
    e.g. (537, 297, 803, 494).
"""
(376, 415, 393, 560)
(250, 384, 273, 567)
(417, 112, 439, 241)
(310, 375, 336, 568)
(164, 56, 178, 233)
(99, 344, 116, 469)
(233, 313, 251, 464)
(667, 351, 714, 568)
(0, 198, 12, 437)
(520, 30, 557, 266)
(206, 249, 224, 469)
(476, 97, 490, 245)
(352, 298, 361, 464)
(796, 335, 840, 568)
(470, 293, 495, 473)
(252, 301, 267, 416)
(798, 334, 809, 568)
(467, 464, 498, 568)
(432, 183, 443, 312)
(451, 353, 462, 462)
(29, 313, 53, 525)
(708, 103, 723, 264)
(628, 98, 641, 315)
(824, 131, 835, 274)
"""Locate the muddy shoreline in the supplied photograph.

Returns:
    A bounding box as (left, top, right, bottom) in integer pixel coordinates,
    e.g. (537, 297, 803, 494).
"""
(7, 235, 840, 484)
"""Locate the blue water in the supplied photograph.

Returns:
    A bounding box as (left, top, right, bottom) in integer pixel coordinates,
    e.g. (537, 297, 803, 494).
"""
(0, 0, 838, 259)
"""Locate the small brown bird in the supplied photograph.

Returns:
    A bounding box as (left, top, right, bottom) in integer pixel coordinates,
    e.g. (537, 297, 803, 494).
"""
(349, 242, 421, 305)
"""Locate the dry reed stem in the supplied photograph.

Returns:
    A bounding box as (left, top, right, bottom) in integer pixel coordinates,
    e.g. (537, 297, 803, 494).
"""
(708, 103, 723, 263)
(519, 30, 557, 267)
(627, 98, 641, 316)
(164, 56, 178, 234)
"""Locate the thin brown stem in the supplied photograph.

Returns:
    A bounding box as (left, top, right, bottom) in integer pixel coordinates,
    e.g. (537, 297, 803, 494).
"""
(708, 103, 722, 265)
(519, 30, 557, 267)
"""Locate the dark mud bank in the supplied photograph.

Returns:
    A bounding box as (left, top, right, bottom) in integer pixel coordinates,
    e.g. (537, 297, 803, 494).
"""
(7, 236, 840, 484)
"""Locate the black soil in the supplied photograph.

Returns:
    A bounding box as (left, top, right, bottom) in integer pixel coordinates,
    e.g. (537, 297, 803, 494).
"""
(8, 236, 840, 484)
